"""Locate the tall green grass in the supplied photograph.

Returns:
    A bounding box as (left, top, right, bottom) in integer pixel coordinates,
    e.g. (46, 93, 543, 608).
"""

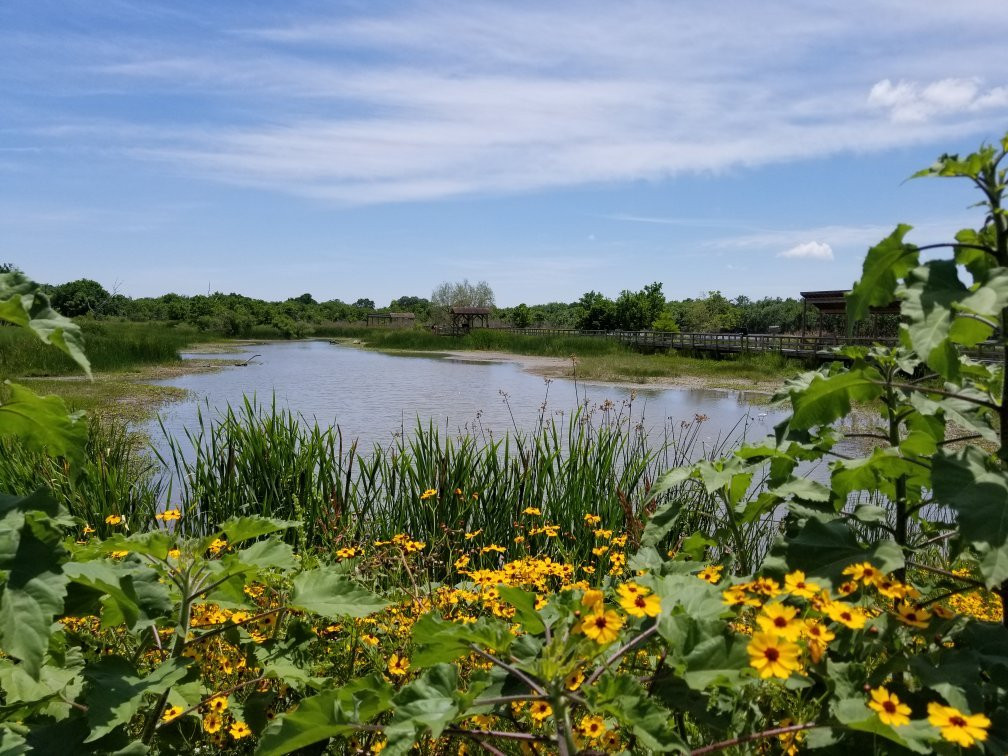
(0, 320, 203, 378)
(155, 398, 767, 566)
(0, 415, 168, 535)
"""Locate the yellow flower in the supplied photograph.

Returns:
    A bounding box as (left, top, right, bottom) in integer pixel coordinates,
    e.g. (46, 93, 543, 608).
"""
(387, 653, 410, 677)
(203, 712, 224, 733)
(167, 548, 181, 559)
(874, 576, 907, 600)
(584, 514, 601, 526)
(465, 529, 483, 540)
(529, 700, 553, 721)
(208, 538, 228, 556)
(109, 550, 129, 559)
(594, 528, 613, 540)
(581, 610, 624, 644)
(581, 589, 604, 610)
(156, 508, 182, 522)
(826, 601, 868, 630)
(420, 488, 437, 500)
(927, 702, 990, 747)
(579, 715, 607, 739)
(751, 577, 782, 597)
(207, 696, 228, 713)
(565, 668, 585, 691)
(161, 705, 184, 722)
(454, 554, 470, 569)
(722, 586, 762, 607)
(755, 603, 804, 641)
(783, 570, 820, 599)
(620, 591, 661, 618)
(894, 602, 931, 629)
(361, 633, 379, 647)
(868, 687, 911, 727)
(746, 633, 802, 679)
(803, 620, 835, 663)
(836, 580, 858, 597)
(523, 507, 541, 516)
(454, 488, 463, 496)
(371, 738, 387, 753)
(697, 565, 723, 583)
(82, 524, 95, 534)
(229, 721, 252, 740)
(104, 514, 123, 525)
(592, 545, 609, 556)
(842, 561, 880, 586)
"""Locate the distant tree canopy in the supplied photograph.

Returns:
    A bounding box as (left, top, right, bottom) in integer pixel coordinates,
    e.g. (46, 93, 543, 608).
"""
(431, 280, 495, 311)
(28, 270, 823, 337)
(50, 279, 112, 318)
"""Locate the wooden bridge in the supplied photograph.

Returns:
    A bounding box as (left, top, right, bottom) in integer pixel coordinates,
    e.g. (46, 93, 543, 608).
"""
(470, 327, 1004, 362)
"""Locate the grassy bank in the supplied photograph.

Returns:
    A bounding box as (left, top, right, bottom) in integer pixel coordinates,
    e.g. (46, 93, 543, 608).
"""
(331, 325, 802, 388)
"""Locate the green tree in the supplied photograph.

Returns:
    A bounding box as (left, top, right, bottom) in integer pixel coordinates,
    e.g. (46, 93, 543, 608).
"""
(50, 278, 111, 318)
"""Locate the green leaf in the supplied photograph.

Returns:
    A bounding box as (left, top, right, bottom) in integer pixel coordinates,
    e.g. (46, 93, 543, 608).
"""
(219, 516, 299, 546)
(680, 635, 749, 689)
(496, 585, 545, 634)
(0, 383, 87, 465)
(899, 261, 967, 379)
(0, 491, 70, 679)
(383, 664, 463, 755)
(231, 538, 297, 572)
(585, 673, 686, 752)
(847, 224, 917, 329)
(63, 561, 172, 631)
(0, 272, 90, 376)
(410, 613, 515, 666)
(83, 656, 191, 742)
(785, 369, 885, 432)
(833, 697, 935, 753)
(933, 447, 1008, 587)
(288, 568, 388, 618)
(256, 674, 394, 756)
(783, 516, 903, 585)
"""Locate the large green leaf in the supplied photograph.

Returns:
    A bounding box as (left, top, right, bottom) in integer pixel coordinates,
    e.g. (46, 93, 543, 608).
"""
(786, 369, 885, 432)
(256, 674, 394, 756)
(63, 561, 172, 631)
(83, 656, 191, 742)
(0, 491, 70, 679)
(681, 634, 749, 689)
(847, 224, 917, 329)
(410, 613, 515, 666)
(585, 673, 686, 752)
(383, 664, 463, 755)
(933, 447, 1008, 587)
(783, 516, 903, 585)
(288, 568, 388, 618)
(0, 383, 87, 465)
(833, 698, 935, 753)
(899, 261, 967, 380)
(496, 585, 545, 634)
(0, 272, 90, 376)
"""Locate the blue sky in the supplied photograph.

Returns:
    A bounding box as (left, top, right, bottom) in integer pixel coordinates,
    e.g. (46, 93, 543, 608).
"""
(3, 1, 1007, 306)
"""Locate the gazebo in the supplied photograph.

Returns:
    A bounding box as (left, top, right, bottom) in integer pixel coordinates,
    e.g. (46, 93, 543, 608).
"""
(799, 290, 901, 338)
(449, 307, 491, 332)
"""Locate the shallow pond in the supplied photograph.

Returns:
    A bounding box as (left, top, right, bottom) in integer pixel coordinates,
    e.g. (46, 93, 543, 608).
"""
(143, 340, 790, 456)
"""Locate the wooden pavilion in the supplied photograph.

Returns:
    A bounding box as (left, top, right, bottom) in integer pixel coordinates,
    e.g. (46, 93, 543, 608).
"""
(449, 306, 491, 332)
(366, 312, 416, 328)
(799, 290, 901, 338)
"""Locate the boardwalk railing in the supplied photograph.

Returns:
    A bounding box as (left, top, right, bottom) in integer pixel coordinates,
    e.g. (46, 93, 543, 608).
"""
(449, 327, 1004, 362)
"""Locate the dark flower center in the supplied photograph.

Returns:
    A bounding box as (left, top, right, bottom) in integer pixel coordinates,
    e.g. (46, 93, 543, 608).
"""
(764, 648, 780, 662)
(951, 716, 967, 728)
(774, 617, 787, 628)
(883, 701, 896, 713)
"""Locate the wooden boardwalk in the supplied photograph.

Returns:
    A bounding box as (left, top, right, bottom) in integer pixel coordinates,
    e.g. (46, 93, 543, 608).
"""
(474, 327, 1004, 362)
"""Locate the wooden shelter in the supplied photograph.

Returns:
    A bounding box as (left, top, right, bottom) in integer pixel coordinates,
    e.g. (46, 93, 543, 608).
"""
(799, 290, 901, 337)
(449, 306, 490, 332)
(366, 312, 416, 328)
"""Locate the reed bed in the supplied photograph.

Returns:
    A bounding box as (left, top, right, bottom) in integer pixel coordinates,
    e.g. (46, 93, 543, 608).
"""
(152, 397, 774, 567)
(0, 320, 200, 378)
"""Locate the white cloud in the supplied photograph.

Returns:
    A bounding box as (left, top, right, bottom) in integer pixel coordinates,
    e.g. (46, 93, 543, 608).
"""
(868, 77, 1008, 123)
(778, 242, 834, 261)
(5, 2, 1008, 203)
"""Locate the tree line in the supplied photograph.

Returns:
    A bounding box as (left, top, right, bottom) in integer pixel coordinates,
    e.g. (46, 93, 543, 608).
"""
(30, 274, 829, 336)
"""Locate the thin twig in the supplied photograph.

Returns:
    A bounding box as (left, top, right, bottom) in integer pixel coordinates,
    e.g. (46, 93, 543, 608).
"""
(907, 561, 987, 589)
(690, 722, 821, 755)
(586, 624, 658, 686)
(469, 645, 545, 695)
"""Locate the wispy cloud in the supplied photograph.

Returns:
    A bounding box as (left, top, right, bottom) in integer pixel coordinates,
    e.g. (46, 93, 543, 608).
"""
(3, 1, 1008, 204)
